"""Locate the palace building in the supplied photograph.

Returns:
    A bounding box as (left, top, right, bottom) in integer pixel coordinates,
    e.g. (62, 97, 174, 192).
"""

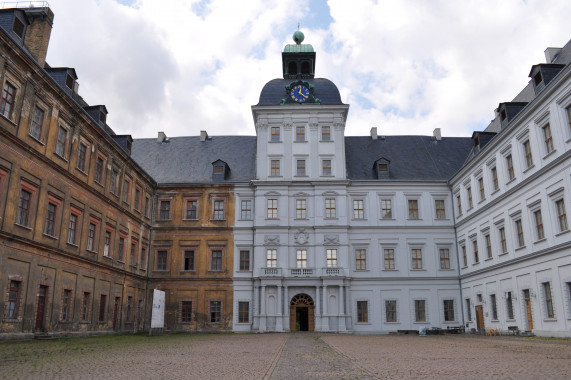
(1, 5, 570, 338)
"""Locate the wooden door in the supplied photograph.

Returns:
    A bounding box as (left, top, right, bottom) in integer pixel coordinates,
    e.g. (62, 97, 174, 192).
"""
(475, 305, 484, 329)
(524, 291, 533, 330)
(35, 286, 47, 331)
(289, 305, 296, 331)
(113, 297, 120, 330)
(308, 306, 315, 332)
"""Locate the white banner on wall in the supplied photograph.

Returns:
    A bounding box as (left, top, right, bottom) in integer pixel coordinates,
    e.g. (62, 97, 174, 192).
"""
(150, 289, 165, 329)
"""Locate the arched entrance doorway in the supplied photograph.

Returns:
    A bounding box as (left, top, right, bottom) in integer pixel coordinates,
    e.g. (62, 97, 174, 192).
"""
(289, 294, 314, 331)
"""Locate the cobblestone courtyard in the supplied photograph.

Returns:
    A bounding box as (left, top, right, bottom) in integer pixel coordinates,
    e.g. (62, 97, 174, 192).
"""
(0, 333, 569, 379)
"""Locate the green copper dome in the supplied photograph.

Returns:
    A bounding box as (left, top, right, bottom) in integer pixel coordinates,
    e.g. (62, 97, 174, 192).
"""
(284, 30, 314, 52)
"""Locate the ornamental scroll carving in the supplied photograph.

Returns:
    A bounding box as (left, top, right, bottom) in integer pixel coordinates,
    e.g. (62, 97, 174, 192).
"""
(324, 234, 340, 246)
(264, 235, 280, 246)
(294, 229, 309, 245)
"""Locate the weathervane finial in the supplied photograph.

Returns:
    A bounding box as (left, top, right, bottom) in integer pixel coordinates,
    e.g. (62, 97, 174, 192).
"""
(297, 22, 300, 31)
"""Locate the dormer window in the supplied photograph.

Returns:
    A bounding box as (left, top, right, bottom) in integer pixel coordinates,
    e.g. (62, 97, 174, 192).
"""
(374, 157, 390, 180)
(533, 72, 542, 86)
(12, 17, 25, 39)
(65, 75, 74, 89)
(378, 163, 388, 172)
(214, 166, 224, 174)
(500, 109, 507, 121)
(212, 159, 229, 182)
(99, 112, 106, 124)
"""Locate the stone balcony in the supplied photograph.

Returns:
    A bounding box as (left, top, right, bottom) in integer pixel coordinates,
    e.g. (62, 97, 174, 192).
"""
(321, 267, 344, 277)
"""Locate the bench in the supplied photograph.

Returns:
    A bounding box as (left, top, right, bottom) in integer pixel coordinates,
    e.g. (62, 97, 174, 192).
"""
(397, 329, 419, 335)
(508, 326, 519, 335)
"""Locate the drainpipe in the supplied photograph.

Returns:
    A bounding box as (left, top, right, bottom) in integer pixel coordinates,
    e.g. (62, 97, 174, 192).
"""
(250, 181, 256, 330)
(143, 189, 156, 331)
(450, 185, 465, 328)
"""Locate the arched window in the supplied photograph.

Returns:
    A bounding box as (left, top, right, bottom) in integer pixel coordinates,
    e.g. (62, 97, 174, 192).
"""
(301, 61, 310, 75)
(288, 62, 298, 76)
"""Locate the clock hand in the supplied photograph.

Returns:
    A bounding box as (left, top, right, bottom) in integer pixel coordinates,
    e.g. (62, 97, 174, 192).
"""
(298, 88, 308, 98)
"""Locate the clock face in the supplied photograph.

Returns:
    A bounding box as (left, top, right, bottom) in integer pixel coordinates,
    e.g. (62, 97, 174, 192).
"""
(290, 84, 310, 103)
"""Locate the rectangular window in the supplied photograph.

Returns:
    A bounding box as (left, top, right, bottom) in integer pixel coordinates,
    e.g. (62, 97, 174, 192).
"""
(381, 199, 392, 219)
(506, 154, 514, 181)
(357, 301, 368, 323)
(556, 199, 568, 232)
(104, 230, 111, 257)
(523, 140, 533, 168)
(456, 195, 462, 215)
(415, 300, 426, 322)
(77, 142, 87, 172)
(506, 291, 514, 319)
(326, 249, 337, 268)
(56, 126, 68, 157)
(126, 296, 133, 322)
(353, 200, 364, 219)
(98, 294, 107, 322)
(543, 282, 554, 319)
(411, 248, 422, 269)
(1, 81, 17, 119)
(181, 301, 192, 323)
(30, 106, 44, 140)
(213, 200, 225, 220)
(435, 200, 445, 219)
(296, 160, 306, 176)
(122, 179, 130, 203)
(384, 248, 395, 270)
(87, 222, 97, 251)
(110, 169, 119, 195)
(130, 241, 137, 266)
(385, 300, 397, 322)
(321, 126, 331, 141)
(543, 124, 554, 154)
(210, 301, 221, 323)
(473, 240, 479, 263)
(67, 213, 78, 245)
(118, 236, 125, 261)
(238, 302, 249, 323)
(515, 219, 524, 247)
(211, 250, 222, 271)
(499, 227, 507, 253)
(6, 280, 21, 318)
(267, 199, 278, 219)
(478, 178, 485, 201)
(81, 292, 91, 321)
(491, 167, 499, 191)
(186, 200, 197, 219)
(240, 200, 252, 220)
(490, 294, 498, 320)
(443, 300, 454, 321)
(44, 202, 57, 236)
(270, 160, 280, 176)
(61, 289, 72, 321)
(296, 199, 306, 219)
(322, 160, 332, 176)
(17, 189, 31, 226)
(465, 299, 472, 321)
(355, 249, 366, 270)
(95, 156, 104, 184)
(157, 250, 167, 270)
(439, 248, 450, 269)
(239, 250, 250, 271)
(134, 187, 141, 210)
(266, 249, 277, 268)
(485, 234, 492, 259)
(144, 196, 150, 218)
(325, 198, 336, 218)
(534, 210, 544, 240)
(408, 199, 419, 219)
(159, 200, 171, 220)
(462, 245, 467, 267)
(140, 246, 147, 269)
(295, 126, 305, 142)
(270, 126, 280, 142)
(296, 249, 307, 268)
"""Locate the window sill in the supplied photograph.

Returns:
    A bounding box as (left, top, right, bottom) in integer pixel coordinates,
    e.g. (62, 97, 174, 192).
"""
(484, 257, 493, 262)
(407, 218, 422, 221)
(294, 141, 307, 143)
(543, 318, 557, 322)
(180, 270, 197, 273)
(515, 246, 526, 252)
(498, 252, 509, 257)
(320, 175, 334, 178)
(153, 269, 168, 272)
(102, 255, 112, 260)
(42, 233, 57, 240)
(268, 140, 282, 143)
(238, 219, 253, 222)
(211, 219, 226, 222)
(443, 321, 457, 324)
(542, 149, 557, 160)
(555, 229, 570, 237)
(86, 249, 98, 254)
(66, 242, 79, 248)
(14, 223, 32, 231)
(355, 269, 369, 272)
(438, 268, 454, 271)
(268, 176, 283, 178)
(411, 269, 426, 271)
(294, 218, 309, 221)
(506, 319, 516, 322)
(157, 219, 172, 222)
(384, 321, 400, 324)
(265, 218, 279, 221)
(413, 321, 427, 324)
(506, 178, 517, 186)
(183, 218, 199, 221)
(478, 199, 486, 204)
(207, 270, 224, 273)
(351, 218, 367, 221)
(473, 261, 480, 266)
(236, 270, 252, 273)
(94, 180, 104, 188)
(491, 188, 500, 196)
(76, 168, 88, 176)
(461, 266, 468, 269)
(29, 134, 45, 145)
(382, 269, 397, 272)
(381, 217, 395, 221)
(294, 175, 309, 178)
(434, 218, 450, 221)
(324, 217, 338, 220)
(54, 152, 69, 162)
(533, 238, 547, 244)
(523, 164, 535, 174)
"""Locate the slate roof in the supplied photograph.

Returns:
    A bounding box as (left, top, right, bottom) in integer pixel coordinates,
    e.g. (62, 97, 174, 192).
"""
(257, 78, 344, 106)
(131, 136, 257, 184)
(345, 136, 473, 181)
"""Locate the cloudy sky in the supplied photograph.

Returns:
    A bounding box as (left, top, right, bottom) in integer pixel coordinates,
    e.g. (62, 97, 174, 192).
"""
(43, 0, 571, 139)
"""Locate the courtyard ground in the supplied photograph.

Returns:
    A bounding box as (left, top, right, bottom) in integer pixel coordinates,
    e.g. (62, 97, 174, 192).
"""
(0, 333, 569, 379)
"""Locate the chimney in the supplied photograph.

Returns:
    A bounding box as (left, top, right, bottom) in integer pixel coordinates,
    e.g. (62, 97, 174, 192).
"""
(200, 130, 208, 142)
(544, 47, 562, 64)
(433, 128, 442, 141)
(370, 127, 378, 140)
(157, 131, 167, 143)
(23, 7, 54, 67)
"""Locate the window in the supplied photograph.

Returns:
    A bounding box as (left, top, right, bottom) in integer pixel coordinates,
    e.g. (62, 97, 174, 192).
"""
(321, 126, 331, 141)
(485, 234, 492, 259)
(465, 299, 472, 321)
(515, 219, 525, 248)
(491, 167, 499, 191)
(462, 245, 467, 267)
(415, 300, 426, 322)
(81, 292, 91, 321)
(126, 296, 133, 322)
(295, 126, 305, 142)
(556, 199, 568, 232)
(499, 227, 507, 253)
(214, 165, 224, 174)
(56, 126, 68, 157)
(211, 250, 222, 271)
(270, 126, 280, 142)
(439, 248, 450, 269)
(296, 249, 307, 268)
(144, 196, 150, 218)
(380, 199, 392, 219)
(134, 187, 141, 210)
(384, 248, 395, 270)
(506, 291, 514, 319)
(61, 289, 72, 321)
(67, 212, 79, 245)
(296, 199, 306, 219)
(87, 222, 97, 251)
(435, 200, 445, 219)
(130, 241, 137, 266)
(325, 198, 336, 218)
(467, 187, 473, 209)
(104, 230, 111, 257)
(408, 199, 419, 219)
(490, 294, 498, 320)
(77, 142, 87, 172)
(44, 202, 57, 236)
(385, 300, 397, 322)
(478, 178, 485, 201)
(98, 294, 107, 322)
(12, 17, 24, 37)
(534, 210, 545, 240)
(1, 81, 16, 119)
(17, 189, 31, 227)
(473, 240, 479, 263)
(118, 236, 125, 261)
(296, 160, 306, 176)
(122, 179, 130, 203)
(357, 301, 368, 323)
(267, 199, 278, 219)
(210, 301, 221, 323)
(6, 280, 21, 318)
(543, 282, 554, 319)
(506, 154, 514, 181)
(322, 160, 332, 176)
(240, 200, 252, 220)
(239, 250, 250, 271)
(523, 140, 533, 168)
(159, 200, 171, 220)
(326, 249, 337, 268)
(411, 248, 422, 269)
(95, 156, 105, 184)
(186, 200, 198, 219)
(355, 249, 366, 270)
(30, 106, 44, 140)
(456, 195, 462, 215)
(181, 301, 192, 323)
(270, 160, 280, 176)
(266, 249, 277, 268)
(156, 250, 167, 270)
(353, 200, 364, 219)
(543, 124, 554, 154)
(110, 169, 119, 195)
(140, 246, 147, 269)
(443, 300, 454, 321)
(238, 302, 249, 323)
(213, 200, 225, 220)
